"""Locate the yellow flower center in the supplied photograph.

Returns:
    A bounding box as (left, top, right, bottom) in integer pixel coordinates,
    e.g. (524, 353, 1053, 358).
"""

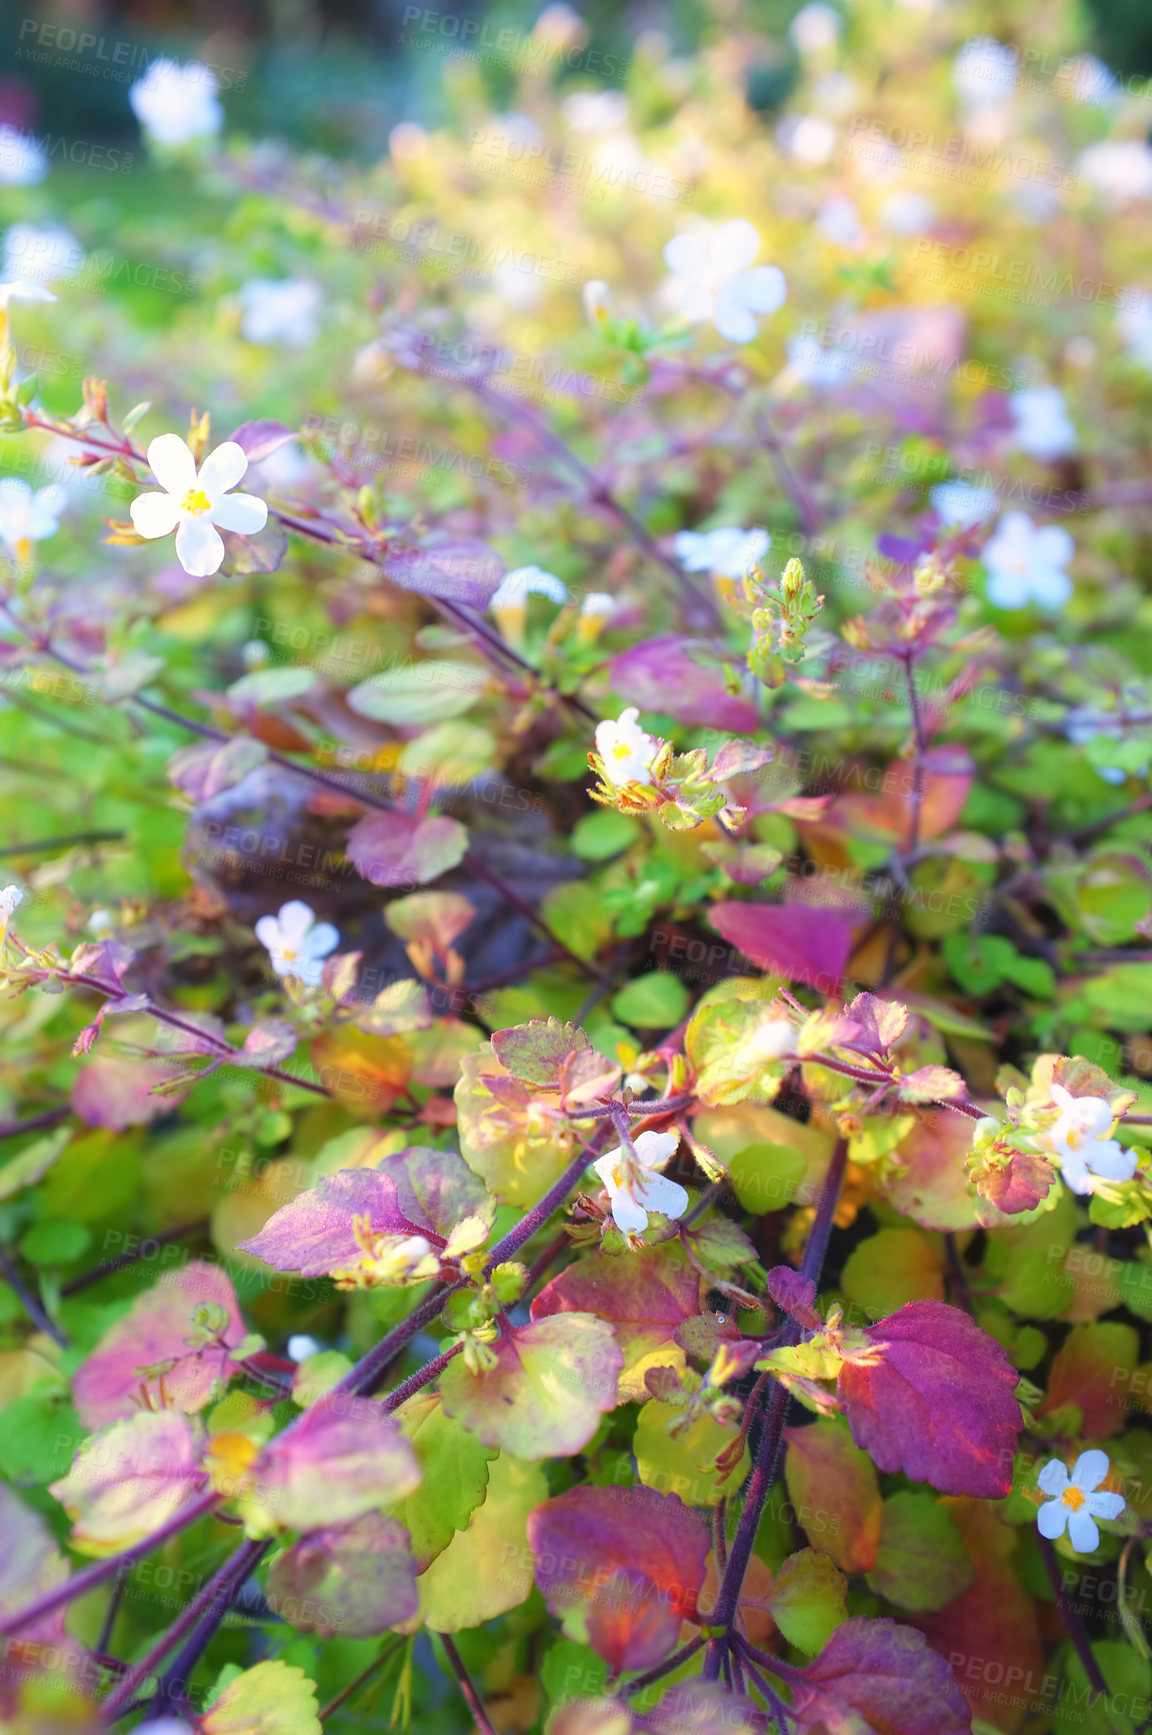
(181, 487, 212, 515)
(609, 742, 632, 761)
(1062, 1485, 1086, 1510)
(280, 947, 297, 961)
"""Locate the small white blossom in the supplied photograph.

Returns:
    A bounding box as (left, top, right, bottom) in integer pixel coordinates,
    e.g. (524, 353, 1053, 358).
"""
(255, 900, 339, 987)
(593, 1129, 688, 1236)
(0, 479, 65, 554)
(789, 3, 841, 55)
(130, 435, 268, 578)
(877, 191, 937, 235)
(0, 126, 47, 187)
(663, 220, 786, 344)
(953, 37, 1018, 108)
(563, 90, 629, 133)
(1037, 1450, 1124, 1552)
(1040, 1084, 1136, 1194)
(88, 909, 115, 938)
(785, 336, 856, 386)
(489, 566, 568, 611)
(0, 884, 23, 943)
(1009, 386, 1078, 461)
(130, 59, 223, 146)
(287, 1334, 324, 1362)
(982, 512, 1073, 611)
(675, 526, 770, 578)
(594, 708, 660, 787)
(1078, 140, 1152, 206)
(2, 223, 82, 285)
(930, 481, 999, 529)
(237, 278, 322, 348)
(1059, 55, 1120, 107)
(777, 115, 837, 165)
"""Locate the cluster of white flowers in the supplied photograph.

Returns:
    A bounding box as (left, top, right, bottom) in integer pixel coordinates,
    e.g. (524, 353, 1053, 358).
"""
(1038, 1084, 1136, 1194)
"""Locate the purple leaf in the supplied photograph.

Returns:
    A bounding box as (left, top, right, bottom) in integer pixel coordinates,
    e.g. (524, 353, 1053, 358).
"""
(71, 1056, 189, 1129)
(846, 992, 908, 1055)
(707, 901, 854, 996)
(767, 1267, 820, 1327)
(838, 1301, 1022, 1498)
(228, 420, 300, 463)
(790, 1616, 972, 1735)
(710, 740, 775, 780)
(380, 536, 504, 607)
(265, 1512, 418, 1636)
(610, 636, 759, 731)
(244, 1394, 421, 1535)
(242, 1019, 298, 1069)
(168, 738, 269, 801)
(345, 812, 469, 888)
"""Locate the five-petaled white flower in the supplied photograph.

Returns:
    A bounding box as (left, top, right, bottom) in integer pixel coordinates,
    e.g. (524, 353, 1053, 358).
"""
(255, 900, 339, 987)
(1036, 1450, 1124, 1553)
(663, 220, 786, 344)
(982, 512, 1073, 611)
(0, 479, 65, 557)
(594, 708, 660, 787)
(237, 278, 323, 348)
(0, 884, 23, 945)
(1009, 386, 1078, 462)
(930, 481, 999, 529)
(130, 59, 223, 147)
(1039, 1084, 1136, 1194)
(130, 435, 268, 578)
(675, 526, 770, 578)
(593, 1129, 689, 1236)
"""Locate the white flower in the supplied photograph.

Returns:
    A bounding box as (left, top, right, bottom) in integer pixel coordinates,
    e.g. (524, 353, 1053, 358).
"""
(930, 481, 999, 529)
(877, 191, 937, 235)
(489, 566, 568, 611)
(130, 435, 268, 578)
(0, 479, 65, 554)
(0, 884, 23, 944)
(1060, 55, 1120, 107)
(0, 280, 57, 308)
(815, 197, 864, 248)
(0, 126, 47, 188)
(1040, 1084, 1136, 1194)
(237, 279, 322, 349)
(287, 1334, 324, 1362)
(88, 909, 114, 937)
(982, 512, 1073, 611)
(777, 115, 837, 165)
(790, 3, 841, 55)
(594, 708, 660, 787)
(563, 90, 629, 133)
(1078, 140, 1152, 206)
(2, 223, 82, 285)
(583, 280, 613, 328)
(581, 592, 617, 621)
(1118, 290, 1152, 370)
(953, 37, 1018, 108)
(593, 1129, 688, 1236)
(663, 220, 786, 344)
(130, 59, 223, 146)
(1009, 386, 1078, 461)
(1037, 1450, 1124, 1553)
(675, 526, 770, 578)
(255, 900, 339, 987)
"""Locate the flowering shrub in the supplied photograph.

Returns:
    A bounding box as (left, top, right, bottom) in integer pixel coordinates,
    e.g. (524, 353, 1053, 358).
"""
(4, 3, 1152, 1733)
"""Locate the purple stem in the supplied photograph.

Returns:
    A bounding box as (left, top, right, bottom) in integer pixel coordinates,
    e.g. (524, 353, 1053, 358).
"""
(0, 1242, 68, 1347)
(1037, 1532, 1108, 1696)
(439, 1633, 498, 1735)
(702, 1138, 848, 1683)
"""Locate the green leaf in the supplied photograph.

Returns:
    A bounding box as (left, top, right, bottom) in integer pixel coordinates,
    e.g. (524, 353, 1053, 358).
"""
(491, 1018, 592, 1087)
(841, 1229, 945, 1317)
(727, 1142, 807, 1212)
(783, 1418, 883, 1573)
(347, 660, 487, 725)
(386, 1391, 497, 1569)
(202, 1659, 321, 1734)
(408, 1452, 548, 1632)
(226, 666, 317, 705)
(571, 810, 641, 861)
(611, 971, 690, 1030)
(865, 1491, 974, 1613)
(0, 1127, 71, 1202)
(439, 1316, 623, 1457)
(765, 1548, 849, 1654)
(19, 1218, 91, 1265)
(633, 1400, 749, 1506)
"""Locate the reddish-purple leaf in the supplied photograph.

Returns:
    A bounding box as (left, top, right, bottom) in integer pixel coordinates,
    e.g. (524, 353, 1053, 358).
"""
(766, 1267, 820, 1327)
(242, 1019, 298, 1069)
(789, 1616, 972, 1735)
(346, 811, 469, 888)
(0, 1485, 69, 1645)
(846, 992, 908, 1054)
(532, 1242, 703, 1403)
(710, 740, 775, 780)
(381, 536, 504, 607)
(228, 419, 300, 463)
(610, 637, 759, 732)
(72, 1260, 245, 1429)
(265, 1512, 418, 1636)
(838, 1301, 1022, 1497)
(71, 1056, 189, 1129)
(528, 1484, 710, 1673)
(168, 738, 269, 801)
(244, 1394, 421, 1535)
(970, 1146, 1055, 1216)
(707, 901, 854, 996)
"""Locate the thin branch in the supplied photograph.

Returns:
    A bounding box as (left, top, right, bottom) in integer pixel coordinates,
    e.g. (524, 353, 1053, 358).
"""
(620, 1634, 707, 1698)
(319, 1638, 406, 1721)
(0, 1105, 70, 1140)
(439, 1634, 499, 1735)
(902, 651, 928, 857)
(61, 1220, 208, 1296)
(0, 1242, 68, 1346)
(0, 830, 125, 858)
(1036, 1531, 1108, 1697)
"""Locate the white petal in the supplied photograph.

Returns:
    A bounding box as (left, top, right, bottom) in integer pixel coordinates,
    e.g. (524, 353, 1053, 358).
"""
(985, 569, 1032, 610)
(1029, 566, 1072, 610)
(711, 218, 761, 275)
(1036, 1498, 1068, 1539)
(277, 900, 318, 942)
(674, 531, 709, 571)
(713, 297, 759, 344)
(636, 1172, 690, 1222)
(1037, 1458, 1070, 1497)
(147, 433, 197, 495)
(730, 265, 787, 314)
(633, 1130, 681, 1170)
(211, 491, 268, 534)
(672, 280, 719, 323)
(197, 441, 249, 501)
(1059, 1148, 1092, 1193)
(1066, 1508, 1101, 1553)
(611, 1189, 650, 1235)
(255, 915, 282, 950)
(130, 492, 181, 539)
(663, 233, 708, 277)
(1050, 1084, 1074, 1110)
(1085, 1138, 1137, 1183)
(303, 922, 340, 959)
(1087, 1491, 1125, 1521)
(592, 1151, 620, 1188)
(1072, 1449, 1111, 1492)
(174, 514, 225, 577)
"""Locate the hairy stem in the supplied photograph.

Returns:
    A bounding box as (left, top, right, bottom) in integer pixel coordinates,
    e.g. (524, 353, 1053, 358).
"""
(702, 1138, 848, 1682)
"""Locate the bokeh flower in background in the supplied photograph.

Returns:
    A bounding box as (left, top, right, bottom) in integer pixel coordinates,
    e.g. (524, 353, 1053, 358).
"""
(237, 279, 323, 348)
(129, 59, 224, 147)
(982, 512, 1074, 610)
(663, 219, 786, 343)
